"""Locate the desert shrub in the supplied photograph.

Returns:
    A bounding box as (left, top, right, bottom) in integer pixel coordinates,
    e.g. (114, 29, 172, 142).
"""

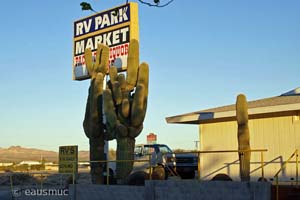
(14, 164, 29, 171)
(12, 173, 36, 185)
(30, 164, 45, 171)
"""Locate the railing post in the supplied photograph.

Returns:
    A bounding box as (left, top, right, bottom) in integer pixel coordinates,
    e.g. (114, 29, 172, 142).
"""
(240, 151, 244, 181)
(149, 155, 152, 180)
(73, 161, 76, 200)
(9, 173, 14, 199)
(106, 160, 109, 185)
(197, 152, 201, 180)
(40, 173, 43, 189)
(296, 149, 298, 186)
(72, 162, 75, 185)
(276, 176, 279, 200)
(261, 151, 265, 179)
(60, 174, 63, 188)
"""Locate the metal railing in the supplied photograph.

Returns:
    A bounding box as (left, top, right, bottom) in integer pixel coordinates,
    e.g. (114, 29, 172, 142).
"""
(2, 149, 269, 199)
(172, 149, 268, 180)
(1, 157, 153, 199)
(0, 170, 72, 200)
(273, 149, 299, 200)
(1, 157, 153, 185)
(81, 156, 153, 185)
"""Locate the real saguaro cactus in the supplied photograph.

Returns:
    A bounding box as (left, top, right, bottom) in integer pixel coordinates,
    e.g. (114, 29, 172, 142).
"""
(236, 94, 251, 181)
(83, 39, 149, 183)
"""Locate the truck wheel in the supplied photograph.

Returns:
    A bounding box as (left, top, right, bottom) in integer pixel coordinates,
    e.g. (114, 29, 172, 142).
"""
(126, 171, 149, 186)
(152, 165, 165, 180)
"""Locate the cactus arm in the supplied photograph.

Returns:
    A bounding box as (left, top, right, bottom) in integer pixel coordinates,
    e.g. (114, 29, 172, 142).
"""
(236, 94, 248, 124)
(120, 98, 130, 118)
(95, 44, 109, 74)
(108, 66, 123, 105)
(137, 63, 149, 96)
(126, 39, 139, 90)
(92, 74, 104, 123)
(130, 62, 149, 127)
(103, 89, 119, 129)
(118, 74, 130, 118)
(84, 44, 109, 77)
(112, 82, 122, 105)
(131, 84, 145, 127)
(128, 125, 143, 138)
(109, 66, 118, 83)
(83, 85, 92, 138)
(84, 48, 94, 75)
(118, 74, 126, 91)
(137, 62, 149, 123)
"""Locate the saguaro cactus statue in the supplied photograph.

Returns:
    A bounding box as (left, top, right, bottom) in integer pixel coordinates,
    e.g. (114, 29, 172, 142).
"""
(103, 40, 149, 182)
(236, 94, 251, 181)
(83, 44, 109, 184)
(84, 39, 149, 183)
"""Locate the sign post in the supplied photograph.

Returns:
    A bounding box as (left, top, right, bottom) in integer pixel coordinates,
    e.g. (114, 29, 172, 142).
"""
(73, 2, 139, 80)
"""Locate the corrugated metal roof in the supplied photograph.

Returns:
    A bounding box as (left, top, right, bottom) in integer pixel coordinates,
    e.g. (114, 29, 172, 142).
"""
(201, 95, 300, 113)
(166, 88, 300, 124)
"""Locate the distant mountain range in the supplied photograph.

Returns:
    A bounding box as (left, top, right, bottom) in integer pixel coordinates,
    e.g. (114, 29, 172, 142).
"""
(0, 146, 89, 163)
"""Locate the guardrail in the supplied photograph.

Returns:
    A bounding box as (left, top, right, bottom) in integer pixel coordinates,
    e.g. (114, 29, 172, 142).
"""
(273, 149, 299, 200)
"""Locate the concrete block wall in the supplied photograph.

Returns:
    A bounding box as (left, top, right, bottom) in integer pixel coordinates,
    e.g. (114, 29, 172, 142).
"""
(145, 180, 271, 200)
(69, 181, 271, 200)
(70, 185, 144, 200)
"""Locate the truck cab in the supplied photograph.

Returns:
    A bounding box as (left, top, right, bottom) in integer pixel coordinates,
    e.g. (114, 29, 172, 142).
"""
(134, 144, 198, 179)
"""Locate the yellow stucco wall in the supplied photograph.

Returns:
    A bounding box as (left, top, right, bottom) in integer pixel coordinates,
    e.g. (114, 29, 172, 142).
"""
(199, 115, 300, 181)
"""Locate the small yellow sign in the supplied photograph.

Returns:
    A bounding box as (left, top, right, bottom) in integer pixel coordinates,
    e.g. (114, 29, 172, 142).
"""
(59, 145, 78, 174)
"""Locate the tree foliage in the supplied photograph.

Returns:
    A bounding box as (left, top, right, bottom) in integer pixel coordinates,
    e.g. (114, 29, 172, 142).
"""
(80, 0, 174, 13)
(137, 0, 174, 7)
(80, 2, 96, 13)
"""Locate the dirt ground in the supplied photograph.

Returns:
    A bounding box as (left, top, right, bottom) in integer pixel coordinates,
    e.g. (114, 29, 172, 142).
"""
(0, 169, 92, 187)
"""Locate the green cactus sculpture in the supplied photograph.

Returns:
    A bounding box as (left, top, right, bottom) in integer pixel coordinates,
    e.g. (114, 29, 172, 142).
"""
(103, 39, 149, 182)
(84, 39, 149, 183)
(83, 44, 109, 184)
(236, 94, 251, 181)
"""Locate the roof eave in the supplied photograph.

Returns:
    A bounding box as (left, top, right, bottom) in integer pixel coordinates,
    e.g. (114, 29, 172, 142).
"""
(166, 103, 300, 124)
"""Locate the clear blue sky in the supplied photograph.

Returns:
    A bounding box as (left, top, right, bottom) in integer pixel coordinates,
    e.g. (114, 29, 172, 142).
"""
(0, 0, 299, 151)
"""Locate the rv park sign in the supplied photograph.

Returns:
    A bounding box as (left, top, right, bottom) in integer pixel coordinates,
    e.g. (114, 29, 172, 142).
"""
(73, 2, 139, 80)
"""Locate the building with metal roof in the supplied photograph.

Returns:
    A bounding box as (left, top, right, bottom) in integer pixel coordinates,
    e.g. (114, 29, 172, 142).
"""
(166, 88, 300, 181)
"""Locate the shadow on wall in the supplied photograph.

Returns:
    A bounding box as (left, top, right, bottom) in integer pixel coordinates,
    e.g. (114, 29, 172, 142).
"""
(201, 155, 290, 181)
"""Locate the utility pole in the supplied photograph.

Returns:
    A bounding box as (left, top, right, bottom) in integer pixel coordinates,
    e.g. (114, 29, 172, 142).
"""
(194, 141, 200, 150)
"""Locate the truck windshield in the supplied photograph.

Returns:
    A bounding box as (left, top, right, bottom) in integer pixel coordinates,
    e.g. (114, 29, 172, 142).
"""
(134, 146, 142, 154)
(158, 145, 173, 154)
